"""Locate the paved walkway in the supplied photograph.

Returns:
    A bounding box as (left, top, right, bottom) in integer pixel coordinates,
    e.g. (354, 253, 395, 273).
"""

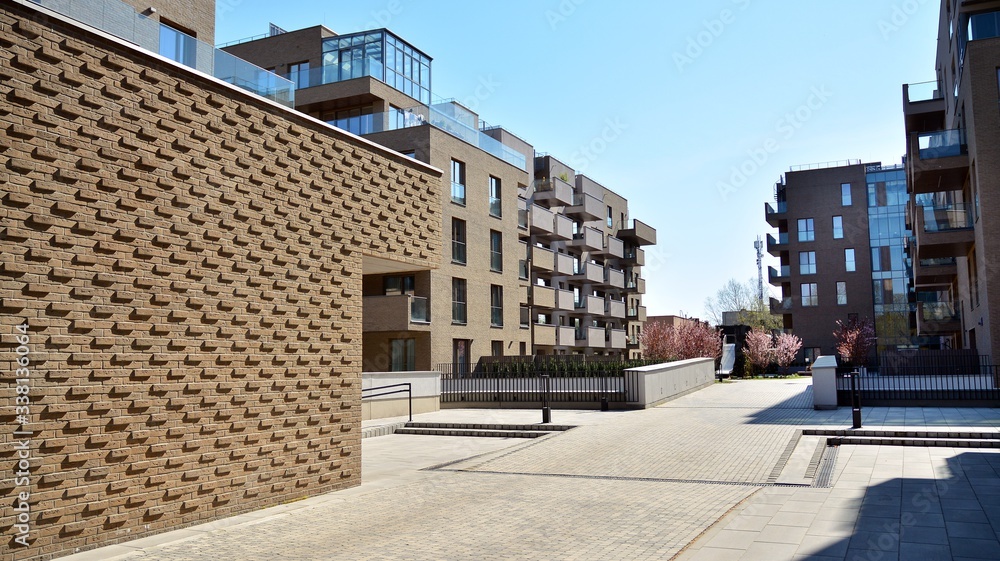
(64, 379, 1000, 561)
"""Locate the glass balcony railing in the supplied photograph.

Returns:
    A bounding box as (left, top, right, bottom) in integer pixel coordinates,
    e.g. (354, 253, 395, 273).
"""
(490, 251, 503, 272)
(451, 182, 466, 206)
(766, 201, 787, 215)
(452, 240, 466, 264)
(906, 81, 943, 103)
(410, 296, 429, 323)
(287, 58, 385, 90)
(452, 302, 467, 324)
(489, 197, 502, 218)
(518, 259, 528, 280)
(921, 302, 959, 321)
(491, 307, 503, 327)
(31, 0, 294, 107)
(917, 129, 967, 160)
(518, 208, 528, 229)
(920, 257, 958, 267)
(921, 203, 973, 232)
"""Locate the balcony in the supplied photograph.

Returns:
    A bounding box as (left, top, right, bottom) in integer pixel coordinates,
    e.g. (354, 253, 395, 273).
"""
(769, 297, 793, 314)
(530, 204, 555, 236)
(766, 233, 789, 256)
(363, 295, 431, 332)
(768, 265, 790, 285)
(553, 214, 574, 241)
(534, 324, 557, 346)
(627, 305, 647, 322)
(554, 252, 575, 276)
(618, 219, 656, 246)
(907, 129, 969, 195)
(606, 300, 626, 319)
(556, 289, 575, 311)
(570, 264, 605, 285)
(913, 204, 974, 260)
(913, 257, 958, 287)
(565, 193, 603, 220)
(576, 326, 605, 348)
(533, 286, 556, 309)
(517, 199, 529, 230)
(569, 227, 604, 251)
(916, 302, 962, 336)
(627, 334, 640, 348)
(764, 201, 787, 227)
(622, 248, 645, 267)
(903, 81, 945, 130)
(534, 178, 574, 207)
(557, 326, 576, 346)
(605, 267, 625, 289)
(600, 236, 625, 259)
(32, 0, 295, 107)
(576, 176, 605, 200)
(625, 277, 646, 294)
(531, 246, 555, 273)
(576, 295, 605, 316)
(607, 329, 627, 350)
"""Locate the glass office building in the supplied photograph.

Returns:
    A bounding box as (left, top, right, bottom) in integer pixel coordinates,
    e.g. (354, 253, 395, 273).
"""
(321, 30, 431, 104)
(866, 164, 914, 351)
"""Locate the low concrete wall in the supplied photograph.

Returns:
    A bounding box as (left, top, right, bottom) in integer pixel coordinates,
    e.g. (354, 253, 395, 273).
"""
(362, 371, 441, 420)
(812, 356, 839, 410)
(625, 358, 716, 408)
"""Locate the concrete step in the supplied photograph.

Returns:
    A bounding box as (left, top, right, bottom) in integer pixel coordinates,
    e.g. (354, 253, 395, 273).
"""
(404, 422, 575, 432)
(803, 429, 1000, 440)
(393, 427, 549, 439)
(826, 436, 1000, 448)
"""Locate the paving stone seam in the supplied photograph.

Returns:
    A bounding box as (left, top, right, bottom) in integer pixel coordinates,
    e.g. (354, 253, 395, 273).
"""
(434, 468, 813, 488)
(421, 432, 562, 471)
(767, 429, 803, 483)
(668, 488, 766, 561)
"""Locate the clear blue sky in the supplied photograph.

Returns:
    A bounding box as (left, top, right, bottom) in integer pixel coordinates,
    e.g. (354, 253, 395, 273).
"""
(215, 1, 940, 321)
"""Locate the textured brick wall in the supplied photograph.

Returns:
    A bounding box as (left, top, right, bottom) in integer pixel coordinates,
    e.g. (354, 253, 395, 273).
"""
(0, 3, 441, 560)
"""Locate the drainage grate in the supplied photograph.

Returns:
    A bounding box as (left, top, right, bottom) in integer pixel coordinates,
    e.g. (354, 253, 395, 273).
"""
(766, 430, 803, 484)
(814, 444, 839, 488)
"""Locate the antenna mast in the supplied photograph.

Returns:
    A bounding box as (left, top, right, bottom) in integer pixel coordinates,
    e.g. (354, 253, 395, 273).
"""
(754, 236, 764, 304)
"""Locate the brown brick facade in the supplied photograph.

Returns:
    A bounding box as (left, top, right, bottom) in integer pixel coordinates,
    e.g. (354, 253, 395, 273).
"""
(0, 3, 441, 559)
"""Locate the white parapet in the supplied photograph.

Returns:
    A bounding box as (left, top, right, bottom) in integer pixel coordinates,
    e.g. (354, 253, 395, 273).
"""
(624, 358, 716, 408)
(362, 371, 442, 420)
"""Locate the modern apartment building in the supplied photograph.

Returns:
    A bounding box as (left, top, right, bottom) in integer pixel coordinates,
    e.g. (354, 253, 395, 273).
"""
(224, 25, 657, 367)
(901, 0, 1000, 363)
(765, 161, 910, 362)
(1, 0, 443, 559)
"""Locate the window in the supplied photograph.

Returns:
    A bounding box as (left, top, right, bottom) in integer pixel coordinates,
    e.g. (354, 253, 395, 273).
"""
(491, 340, 504, 357)
(489, 176, 502, 218)
(845, 249, 856, 272)
(837, 282, 848, 306)
(607, 206, 613, 228)
(490, 230, 503, 272)
(797, 218, 815, 242)
(801, 283, 818, 307)
(287, 60, 311, 90)
(390, 339, 416, 372)
(159, 23, 196, 67)
(833, 216, 844, 239)
(490, 285, 503, 327)
(799, 251, 816, 275)
(452, 219, 466, 265)
(451, 160, 466, 205)
(452, 278, 467, 324)
(841, 183, 852, 206)
(803, 347, 821, 365)
(383, 275, 415, 296)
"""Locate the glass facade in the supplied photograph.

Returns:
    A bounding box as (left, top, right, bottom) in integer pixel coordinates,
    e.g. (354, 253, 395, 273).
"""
(321, 30, 431, 104)
(866, 166, 914, 351)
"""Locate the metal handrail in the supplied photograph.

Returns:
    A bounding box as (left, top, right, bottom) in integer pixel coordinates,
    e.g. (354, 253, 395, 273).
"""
(361, 383, 413, 422)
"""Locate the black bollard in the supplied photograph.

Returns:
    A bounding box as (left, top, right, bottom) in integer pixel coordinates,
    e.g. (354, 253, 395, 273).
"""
(850, 369, 862, 429)
(541, 375, 551, 424)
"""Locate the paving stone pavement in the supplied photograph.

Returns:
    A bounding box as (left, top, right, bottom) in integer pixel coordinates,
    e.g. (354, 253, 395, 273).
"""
(62, 379, 1000, 561)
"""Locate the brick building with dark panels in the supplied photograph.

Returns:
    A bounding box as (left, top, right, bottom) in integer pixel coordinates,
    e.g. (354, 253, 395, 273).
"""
(0, 0, 441, 558)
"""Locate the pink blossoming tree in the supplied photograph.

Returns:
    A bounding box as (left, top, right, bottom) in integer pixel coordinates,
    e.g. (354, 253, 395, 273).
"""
(834, 317, 877, 367)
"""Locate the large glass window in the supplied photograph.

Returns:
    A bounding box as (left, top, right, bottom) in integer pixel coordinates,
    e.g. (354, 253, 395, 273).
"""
(383, 275, 414, 296)
(833, 216, 844, 239)
(837, 282, 848, 306)
(452, 219, 466, 265)
(451, 160, 466, 205)
(799, 251, 817, 275)
(797, 218, 815, 242)
(288, 60, 311, 89)
(490, 285, 503, 327)
(490, 230, 503, 272)
(452, 278, 467, 324)
(845, 249, 856, 272)
(841, 183, 852, 206)
(801, 283, 818, 307)
(489, 176, 502, 218)
(321, 31, 431, 103)
(159, 23, 196, 67)
(390, 339, 415, 372)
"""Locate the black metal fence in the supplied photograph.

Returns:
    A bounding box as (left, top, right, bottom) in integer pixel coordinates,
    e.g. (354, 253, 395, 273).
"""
(834, 351, 1000, 406)
(437, 357, 660, 407)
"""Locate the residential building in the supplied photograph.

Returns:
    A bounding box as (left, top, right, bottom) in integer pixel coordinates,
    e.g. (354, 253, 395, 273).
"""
(901, 0, 1000, 362)
(224, 26, 656, 366)
(1, 1, 441, 560)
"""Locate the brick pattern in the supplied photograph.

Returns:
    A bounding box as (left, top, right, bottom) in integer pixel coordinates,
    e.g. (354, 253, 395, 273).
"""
(0, 4, 440, 560)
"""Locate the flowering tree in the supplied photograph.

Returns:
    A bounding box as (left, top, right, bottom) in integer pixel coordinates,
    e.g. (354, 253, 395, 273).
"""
(773, 332, 803, 374)
(834, 317, 876, 367)
(742, 327, 774, 376)
(640, 321, 722, 362)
